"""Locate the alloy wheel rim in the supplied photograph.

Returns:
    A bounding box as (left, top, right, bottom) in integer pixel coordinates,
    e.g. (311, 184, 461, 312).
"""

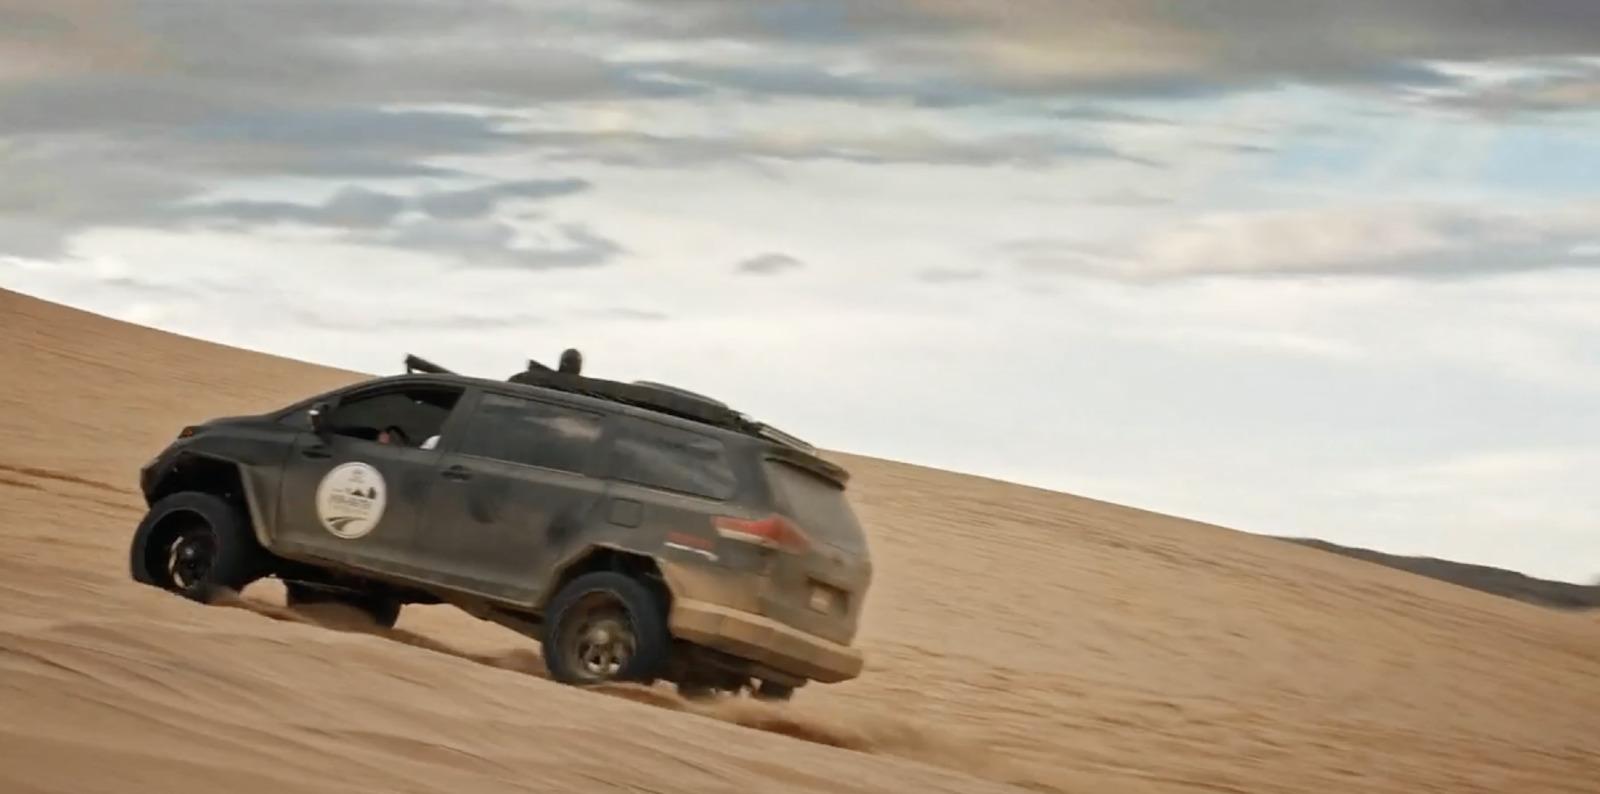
(564, 594, 637, 680)
(166, 526, 216, 590)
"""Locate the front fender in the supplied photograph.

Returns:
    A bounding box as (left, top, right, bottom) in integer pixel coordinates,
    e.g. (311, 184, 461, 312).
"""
(144, 452, 277, 551)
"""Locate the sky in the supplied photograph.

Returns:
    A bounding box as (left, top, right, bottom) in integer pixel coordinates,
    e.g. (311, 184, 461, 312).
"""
(3, 0, 1600, 582)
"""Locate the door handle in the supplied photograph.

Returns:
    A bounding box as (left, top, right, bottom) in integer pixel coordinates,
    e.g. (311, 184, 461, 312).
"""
(300, 447, 331, 459)
(441, 465, 473, 481)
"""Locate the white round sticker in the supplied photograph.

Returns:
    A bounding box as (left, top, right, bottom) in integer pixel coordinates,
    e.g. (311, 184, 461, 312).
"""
(314, 462, 388, 539)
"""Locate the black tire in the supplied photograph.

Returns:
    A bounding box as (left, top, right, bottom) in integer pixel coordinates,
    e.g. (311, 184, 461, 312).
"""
(541, 571, 669, 686)
(284, 582, 403, 630)
(130, 491, 266, 603)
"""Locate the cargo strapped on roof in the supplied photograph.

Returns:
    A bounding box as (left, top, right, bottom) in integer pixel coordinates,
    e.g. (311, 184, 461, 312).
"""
(400, 353, 824, 460)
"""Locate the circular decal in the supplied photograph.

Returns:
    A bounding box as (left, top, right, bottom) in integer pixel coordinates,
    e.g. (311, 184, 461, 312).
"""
(314, 462, 388, 539)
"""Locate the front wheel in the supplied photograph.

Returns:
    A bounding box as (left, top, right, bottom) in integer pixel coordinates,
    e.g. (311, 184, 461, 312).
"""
(130, 491, 265, 602)
(541, 571, 669, 686)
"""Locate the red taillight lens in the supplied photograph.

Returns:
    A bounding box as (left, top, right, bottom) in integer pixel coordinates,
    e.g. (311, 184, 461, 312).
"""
(713, 514, 809, 554)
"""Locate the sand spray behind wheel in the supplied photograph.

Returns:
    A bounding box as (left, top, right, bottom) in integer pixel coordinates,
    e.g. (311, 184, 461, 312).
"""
(206, 587, 1088, 793)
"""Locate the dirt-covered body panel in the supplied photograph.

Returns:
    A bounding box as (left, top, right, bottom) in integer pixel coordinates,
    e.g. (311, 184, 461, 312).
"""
(655, 558, 865, 683)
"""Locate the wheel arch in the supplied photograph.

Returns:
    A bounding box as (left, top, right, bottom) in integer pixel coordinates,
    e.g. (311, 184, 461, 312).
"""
(145, 453, 273, 549)
(537, 543, 674, 613)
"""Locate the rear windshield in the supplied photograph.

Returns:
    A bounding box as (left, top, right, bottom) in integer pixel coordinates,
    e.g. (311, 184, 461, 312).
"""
(762, 459, 868, 554)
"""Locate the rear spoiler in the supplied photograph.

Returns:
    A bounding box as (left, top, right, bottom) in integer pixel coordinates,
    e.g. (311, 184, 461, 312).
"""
(749, 421, 816, 456)
(765, 443, 851, 486)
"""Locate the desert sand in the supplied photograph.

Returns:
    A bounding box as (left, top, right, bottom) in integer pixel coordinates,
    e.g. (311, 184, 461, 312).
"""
(1, 286, 1596, 794)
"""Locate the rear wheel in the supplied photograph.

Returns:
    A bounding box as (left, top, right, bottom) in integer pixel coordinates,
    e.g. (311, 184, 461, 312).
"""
(131, 491, 265, 602)
(541, 571, 669, 686)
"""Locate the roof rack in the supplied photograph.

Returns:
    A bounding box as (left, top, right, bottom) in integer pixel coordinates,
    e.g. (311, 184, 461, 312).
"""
(400, 352, 820, 456)
(632, 380, 729, 408)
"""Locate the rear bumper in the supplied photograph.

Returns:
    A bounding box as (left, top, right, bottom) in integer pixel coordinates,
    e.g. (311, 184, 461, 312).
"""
(668, 598, 865, 684)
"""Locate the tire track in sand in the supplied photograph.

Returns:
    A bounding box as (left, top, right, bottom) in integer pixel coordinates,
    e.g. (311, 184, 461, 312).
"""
(208, 589, 1075, 792)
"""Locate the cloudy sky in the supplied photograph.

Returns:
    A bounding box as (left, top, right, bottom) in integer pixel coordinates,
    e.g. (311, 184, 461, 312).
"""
(4, 0, 1600, 582)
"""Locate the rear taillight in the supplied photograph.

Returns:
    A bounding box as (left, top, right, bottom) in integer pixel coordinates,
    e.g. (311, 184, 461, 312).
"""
(713, 514, 809, 554)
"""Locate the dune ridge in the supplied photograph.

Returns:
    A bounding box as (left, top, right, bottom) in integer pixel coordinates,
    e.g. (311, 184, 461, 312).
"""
(1279, 537, 1600, 610)
(1, 287, 1596, 794)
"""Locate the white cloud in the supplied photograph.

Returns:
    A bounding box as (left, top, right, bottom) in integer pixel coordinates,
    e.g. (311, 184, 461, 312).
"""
(4, 0, 1600, 586)
(1003, 200, 1600, 281)
(12, 218, 1600, 583)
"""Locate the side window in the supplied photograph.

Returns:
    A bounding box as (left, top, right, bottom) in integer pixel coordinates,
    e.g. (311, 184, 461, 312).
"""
(456, 392, 604, 474)
(326, 385, 464, 448)
(607, 416, 737, 500)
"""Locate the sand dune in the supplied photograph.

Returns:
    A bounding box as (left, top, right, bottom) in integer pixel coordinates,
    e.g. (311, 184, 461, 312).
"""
(1, 287, 1596, 793)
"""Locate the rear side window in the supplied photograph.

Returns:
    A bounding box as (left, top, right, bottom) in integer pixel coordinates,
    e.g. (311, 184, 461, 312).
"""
(456, 392, 604, 474)
(606, 416, 737, 500)
(763, 459, 868, 554)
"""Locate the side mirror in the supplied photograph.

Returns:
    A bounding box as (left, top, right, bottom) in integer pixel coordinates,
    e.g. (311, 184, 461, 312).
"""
(307, 401, 332, 436)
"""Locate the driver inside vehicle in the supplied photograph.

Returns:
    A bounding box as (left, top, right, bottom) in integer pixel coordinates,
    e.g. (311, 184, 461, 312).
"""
(375, 425, 441, 450)
(376, 426, 408, 445)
